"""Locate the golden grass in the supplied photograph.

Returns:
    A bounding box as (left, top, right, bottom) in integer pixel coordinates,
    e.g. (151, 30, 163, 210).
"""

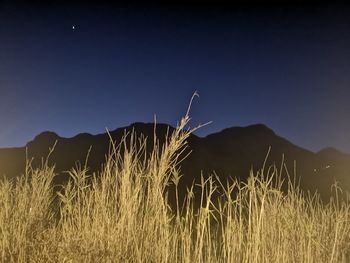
(1, 98, 349, 262)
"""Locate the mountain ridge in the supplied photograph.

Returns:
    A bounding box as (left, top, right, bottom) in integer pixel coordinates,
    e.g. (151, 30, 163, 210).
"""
(23, 123, 349, 155)
(1, 122, 349, 202)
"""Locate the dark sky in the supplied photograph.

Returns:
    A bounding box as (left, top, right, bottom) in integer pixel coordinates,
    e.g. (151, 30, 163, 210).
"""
(1, 1, 350, 153)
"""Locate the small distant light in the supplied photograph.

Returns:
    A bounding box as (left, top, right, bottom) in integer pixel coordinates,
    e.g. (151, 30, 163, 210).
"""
(314, 169, 317, 172)
(325, 165, 330, 169)
(72, 25, 75, 30)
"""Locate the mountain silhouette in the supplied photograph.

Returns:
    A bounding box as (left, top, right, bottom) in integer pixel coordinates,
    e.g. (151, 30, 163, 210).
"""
(0, 123, 349, 203)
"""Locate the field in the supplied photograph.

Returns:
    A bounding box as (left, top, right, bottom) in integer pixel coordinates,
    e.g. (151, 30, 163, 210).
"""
(1, 111, 349, 262)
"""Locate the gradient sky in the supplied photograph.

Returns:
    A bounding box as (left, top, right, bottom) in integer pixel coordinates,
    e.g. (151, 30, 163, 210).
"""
(1, 1, 350, 153)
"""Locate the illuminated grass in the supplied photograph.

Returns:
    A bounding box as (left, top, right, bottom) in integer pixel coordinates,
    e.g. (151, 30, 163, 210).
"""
(1, 98, 349, 262)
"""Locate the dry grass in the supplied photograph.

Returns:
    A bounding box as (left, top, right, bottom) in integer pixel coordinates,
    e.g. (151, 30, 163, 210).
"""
(1, 98, 349, 262)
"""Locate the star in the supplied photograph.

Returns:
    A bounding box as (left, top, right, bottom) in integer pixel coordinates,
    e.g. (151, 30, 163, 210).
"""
(72, 25, 75, 30)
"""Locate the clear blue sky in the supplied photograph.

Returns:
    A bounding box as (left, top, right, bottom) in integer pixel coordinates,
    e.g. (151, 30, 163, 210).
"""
(1, 1, 350, 153)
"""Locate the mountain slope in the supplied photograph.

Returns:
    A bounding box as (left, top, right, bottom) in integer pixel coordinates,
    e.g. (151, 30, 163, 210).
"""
(0, 123, 349, 201)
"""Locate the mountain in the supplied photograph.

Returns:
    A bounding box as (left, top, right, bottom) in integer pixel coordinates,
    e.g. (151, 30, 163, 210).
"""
(0, 123, 349, 203)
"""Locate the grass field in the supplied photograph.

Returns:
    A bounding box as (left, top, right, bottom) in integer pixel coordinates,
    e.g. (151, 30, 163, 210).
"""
(1, 107, 349, 262)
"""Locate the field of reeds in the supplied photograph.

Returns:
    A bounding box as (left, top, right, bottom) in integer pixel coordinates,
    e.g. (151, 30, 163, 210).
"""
(1, 104, 350, 262)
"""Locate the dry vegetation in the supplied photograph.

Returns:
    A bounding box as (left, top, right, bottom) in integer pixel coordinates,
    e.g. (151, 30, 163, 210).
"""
(1, 100, 350, 262)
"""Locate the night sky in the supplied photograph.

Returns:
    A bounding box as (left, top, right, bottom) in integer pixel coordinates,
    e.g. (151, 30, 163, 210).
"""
(1, 1, 350, 153)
